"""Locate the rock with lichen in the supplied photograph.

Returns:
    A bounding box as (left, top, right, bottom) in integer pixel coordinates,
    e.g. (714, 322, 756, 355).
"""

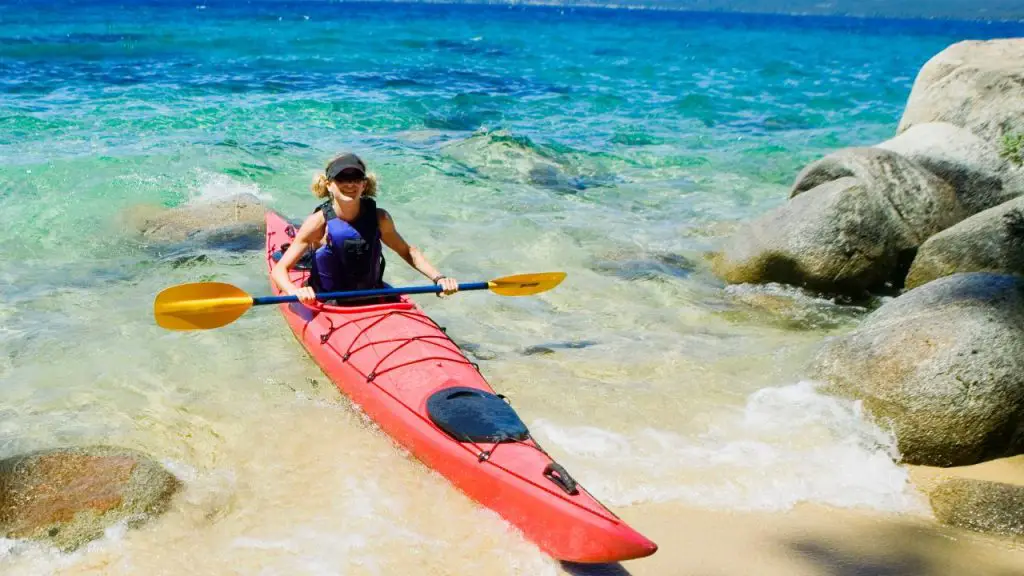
(898, 39, 1024, 144)
(906, 196, 1024, 289)
(929, 478, 1024, 536)
(809, 273, 1024, 467)
(0, 446, 181, 551)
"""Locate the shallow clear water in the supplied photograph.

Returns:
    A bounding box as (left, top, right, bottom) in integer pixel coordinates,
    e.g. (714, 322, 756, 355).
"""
(3, 2, 1023, 572)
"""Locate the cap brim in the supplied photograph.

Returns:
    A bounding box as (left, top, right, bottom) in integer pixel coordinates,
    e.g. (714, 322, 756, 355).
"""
(325, 153, 367, 180)
(331, 167, 365, 180)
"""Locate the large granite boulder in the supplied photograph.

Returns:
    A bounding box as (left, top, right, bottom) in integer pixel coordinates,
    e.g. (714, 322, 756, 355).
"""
(0, 446, 181, 551)
(809, 273, 1024, 466)
(877, 122, 1024, 216)
(929, 478, 1024, 536)
(713, 177, 904, 295)
(906, 196, 1024, 289)
(897, 39, 1024, 145)
(788, 148, 966, 247)
(715, 148, 966, 296)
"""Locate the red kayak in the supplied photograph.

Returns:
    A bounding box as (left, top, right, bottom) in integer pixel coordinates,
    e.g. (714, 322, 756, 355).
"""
(264, 211, 657, 563)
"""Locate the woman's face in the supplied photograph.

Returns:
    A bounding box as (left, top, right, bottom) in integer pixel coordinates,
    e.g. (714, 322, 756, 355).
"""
(329, 177, 366, 201)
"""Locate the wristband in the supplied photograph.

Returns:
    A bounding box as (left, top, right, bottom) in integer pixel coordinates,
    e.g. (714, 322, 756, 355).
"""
(431, 274, 447, 284)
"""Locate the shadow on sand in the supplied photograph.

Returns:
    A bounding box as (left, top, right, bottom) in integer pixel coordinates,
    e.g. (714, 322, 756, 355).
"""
(560, 561, 633, 576)
(786, 520, 1023, 576)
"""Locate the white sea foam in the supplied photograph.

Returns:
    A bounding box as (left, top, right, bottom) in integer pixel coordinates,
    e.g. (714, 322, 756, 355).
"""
(533, 381, 926, 513)
(186, 170, 273, 205)
(0, 520, 135, 576)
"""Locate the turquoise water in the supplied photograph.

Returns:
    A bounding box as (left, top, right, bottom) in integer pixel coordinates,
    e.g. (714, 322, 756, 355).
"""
(3, 3, 1024, 572)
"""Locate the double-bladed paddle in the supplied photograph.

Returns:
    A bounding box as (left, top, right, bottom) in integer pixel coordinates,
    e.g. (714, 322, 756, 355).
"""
(154, 272, 566, 331)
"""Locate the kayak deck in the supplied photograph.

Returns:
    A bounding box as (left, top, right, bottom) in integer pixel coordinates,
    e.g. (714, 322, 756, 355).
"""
(264, 211, 656, 563)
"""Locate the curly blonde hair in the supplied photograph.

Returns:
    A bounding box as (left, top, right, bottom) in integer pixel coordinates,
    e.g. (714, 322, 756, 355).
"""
(311, 158, 378, 199)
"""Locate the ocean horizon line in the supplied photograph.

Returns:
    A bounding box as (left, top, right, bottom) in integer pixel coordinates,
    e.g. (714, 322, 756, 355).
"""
(202, 0, 1024, 24)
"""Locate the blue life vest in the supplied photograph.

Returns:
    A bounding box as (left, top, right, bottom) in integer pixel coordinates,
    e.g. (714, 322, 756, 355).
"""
(311, 197, 384, 292)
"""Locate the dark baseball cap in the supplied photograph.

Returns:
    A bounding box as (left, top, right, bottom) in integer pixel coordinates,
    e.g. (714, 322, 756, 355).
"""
(325, 153, 366, 180)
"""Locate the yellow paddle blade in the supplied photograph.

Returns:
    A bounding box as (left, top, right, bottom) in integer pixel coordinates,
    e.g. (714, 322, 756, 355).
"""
(154, 282, 254, 331)
(487, 272, 566, 296)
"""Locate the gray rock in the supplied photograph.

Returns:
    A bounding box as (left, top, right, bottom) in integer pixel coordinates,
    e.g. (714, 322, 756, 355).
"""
(186, 221, 266, 252)
(527, 163, 590, 193)
(790, 147, 967, 249)
(520, 340, 598, 356)
(440, 129, 614, 192)
(591, 252, 696, 282)
(0, 446, 181, 551)
(898, 39, 1024, 145)
(125, 193, 265, 244)
(452, 341, 500, 361)
(719, 283, 870, 331)
(809, 273, 1024, 466)
(713, 177, 906, 295)
(906, 196, 1024, 289)
(929, 478, 1024, 536)
(877, 122, 1024, 216)
(441, 130, 562, 184)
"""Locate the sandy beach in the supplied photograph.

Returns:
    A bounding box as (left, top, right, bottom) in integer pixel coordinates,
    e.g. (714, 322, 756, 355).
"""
(593, 457, 1024, 576)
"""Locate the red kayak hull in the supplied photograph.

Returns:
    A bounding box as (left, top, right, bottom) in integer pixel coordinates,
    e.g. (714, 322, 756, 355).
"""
(264, 211, 656, 563)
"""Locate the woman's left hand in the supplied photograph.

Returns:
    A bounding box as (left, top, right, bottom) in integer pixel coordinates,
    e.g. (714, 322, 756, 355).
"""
(436, 276, 459, 297)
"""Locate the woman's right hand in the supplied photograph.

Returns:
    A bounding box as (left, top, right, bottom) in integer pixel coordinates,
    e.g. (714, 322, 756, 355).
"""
(288, 285, 318, 305)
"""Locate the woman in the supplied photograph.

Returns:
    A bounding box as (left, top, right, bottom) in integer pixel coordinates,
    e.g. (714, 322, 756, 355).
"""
(271, 152, 458, 305)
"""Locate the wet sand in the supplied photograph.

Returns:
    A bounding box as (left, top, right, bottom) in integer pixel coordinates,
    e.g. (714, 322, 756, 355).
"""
(562, 457, 1024, 576)
(608, 504, 1024, 576)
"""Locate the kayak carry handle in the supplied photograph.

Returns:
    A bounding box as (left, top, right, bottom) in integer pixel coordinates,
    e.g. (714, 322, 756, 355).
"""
(543, 462, 579, 495)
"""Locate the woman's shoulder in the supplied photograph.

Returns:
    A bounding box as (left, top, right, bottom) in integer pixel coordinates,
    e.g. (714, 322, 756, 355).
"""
(295, 209, 327, 236)
(376, 206, 396, 231)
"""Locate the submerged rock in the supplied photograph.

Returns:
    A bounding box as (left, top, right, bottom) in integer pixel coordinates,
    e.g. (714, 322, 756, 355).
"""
(809, 273, 1024, 466)
(719, 283, 870, 331)
(123, 193, 266, 247)
(452, 340, 500, 361)
(906, 196, 1024, 289)
(526, 163, 593, 194)
(441, 130, 561, 182)
(929, 478, 1024, 536)
(440, 129, 614, 192)
(591, 252, 696, 282)
(898, 39, 1024, 145)
(0, 446, 181, 551)
(521, 340, 598, 356)
(186, 221, 266, 252)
